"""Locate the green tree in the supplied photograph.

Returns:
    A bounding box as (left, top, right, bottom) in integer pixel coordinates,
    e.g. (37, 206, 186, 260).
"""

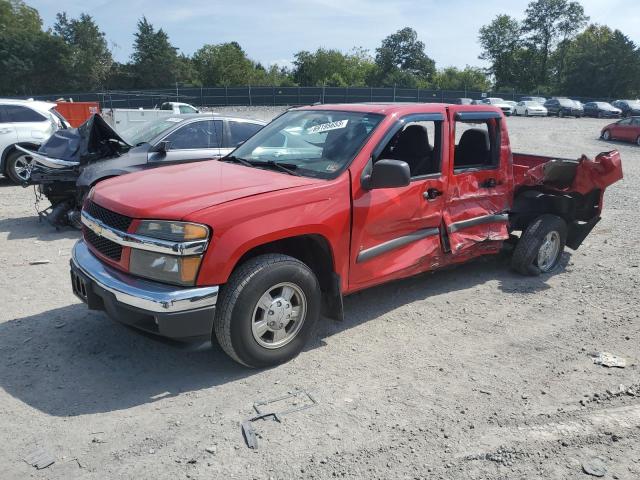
(374, 27, 436, 86)
(432, 66, 491, 92)
(478, 15, 527, 90)
(53, 12, 112, 90)
(559, 25, 640, 98)
(522, 0, 588, 85)
(0, 0, 70, 94)
(292, 47, 375, 86)
(131, 17, 179, 88)
(193, 42, 256, 86)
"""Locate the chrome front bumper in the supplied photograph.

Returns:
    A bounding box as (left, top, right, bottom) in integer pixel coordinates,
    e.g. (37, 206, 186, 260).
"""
(71, 239, 218, 313)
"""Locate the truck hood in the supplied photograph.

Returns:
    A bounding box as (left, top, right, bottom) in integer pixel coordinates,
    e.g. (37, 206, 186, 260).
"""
(91, 160, 323, 220)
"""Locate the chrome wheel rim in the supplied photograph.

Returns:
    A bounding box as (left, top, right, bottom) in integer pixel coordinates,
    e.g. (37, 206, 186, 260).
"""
(13, 154, 33, 181)
(537, 231, 561, 272)
(251, 282, 307, 349)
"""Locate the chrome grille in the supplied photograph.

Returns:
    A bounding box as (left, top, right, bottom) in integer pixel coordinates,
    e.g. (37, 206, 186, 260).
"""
(83, 226, 123, 261)
(84, 200, 133, 232)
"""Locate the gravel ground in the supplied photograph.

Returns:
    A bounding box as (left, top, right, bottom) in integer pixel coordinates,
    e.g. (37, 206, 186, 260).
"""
(1, 113, 639, 480)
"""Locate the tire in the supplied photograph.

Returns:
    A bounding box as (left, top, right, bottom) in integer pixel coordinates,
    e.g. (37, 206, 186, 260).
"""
(525, 110, 529, 117)
(511, 214, 567, 276)
(636, 136, 640, 147)
(597, 112, 603, 119)
(5, 149, 34, 183)
(213, 254, 321, 368)
(602, 130, 611, 141)
(558, 110, 564, 118)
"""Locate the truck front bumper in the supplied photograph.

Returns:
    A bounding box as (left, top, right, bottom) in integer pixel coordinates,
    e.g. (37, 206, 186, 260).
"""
(70, 240, 219, 340)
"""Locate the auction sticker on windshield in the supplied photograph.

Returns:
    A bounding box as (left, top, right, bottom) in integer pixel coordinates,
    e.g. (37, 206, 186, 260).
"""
(307, 119, 348, 134)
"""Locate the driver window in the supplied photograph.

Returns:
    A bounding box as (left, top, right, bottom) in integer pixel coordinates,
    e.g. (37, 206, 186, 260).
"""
(377, 120, 442, 178)
(453, 119, 500, 171)
(164, 120, 222, 149)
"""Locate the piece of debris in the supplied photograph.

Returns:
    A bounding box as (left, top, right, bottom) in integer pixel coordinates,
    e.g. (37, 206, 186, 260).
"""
(591, 352, 627, 368)
(582, 457, 607, 477)
(24, 447, 55, 470)
(54, 322, 66, 329)
(29, 260, 51, 265)
(241, 390, 318, 449)
(205, 446, 217, 454)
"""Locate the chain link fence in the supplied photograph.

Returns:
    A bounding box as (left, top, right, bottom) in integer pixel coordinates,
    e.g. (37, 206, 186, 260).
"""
(16, 85, 616, 108)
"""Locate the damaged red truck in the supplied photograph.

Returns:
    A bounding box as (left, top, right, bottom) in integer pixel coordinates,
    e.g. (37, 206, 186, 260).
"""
(70, 103, 623, 367)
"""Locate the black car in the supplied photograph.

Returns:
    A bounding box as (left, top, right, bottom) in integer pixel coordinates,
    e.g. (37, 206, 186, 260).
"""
(583, 102, 622, 118)
(23, 114, 265, 227)
(544, 98, 583, 118)
(612, 100, 640, 118)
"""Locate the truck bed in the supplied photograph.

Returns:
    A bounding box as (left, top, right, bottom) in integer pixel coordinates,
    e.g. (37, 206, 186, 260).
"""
(512, 150, 623, 195)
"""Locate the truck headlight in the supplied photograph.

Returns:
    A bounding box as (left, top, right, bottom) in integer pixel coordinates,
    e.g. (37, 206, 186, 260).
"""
(129, 220, 210, 286)
(130, 250, 203, 286)
(136, 220, 209, 242)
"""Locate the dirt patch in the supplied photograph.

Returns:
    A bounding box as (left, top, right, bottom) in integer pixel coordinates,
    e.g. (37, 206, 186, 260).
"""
(1, 114, 639, 479)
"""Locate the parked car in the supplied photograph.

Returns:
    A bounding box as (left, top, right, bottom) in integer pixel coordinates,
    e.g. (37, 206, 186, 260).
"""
(0, 99, 70, 183)
(23, 114, 265, 227)
(454, 98, 473, 105)
(583, 102, 622, 118)
(601, 117, 640, 146)
(514, 101, 548, 117)
(159, 102, 200, 114)
(612, 100, 640, 118)
(69, 102, 622, 367)
(544, 98, 583, 118)
(521, 96, 547, 104)
(478, 97, 514, 116)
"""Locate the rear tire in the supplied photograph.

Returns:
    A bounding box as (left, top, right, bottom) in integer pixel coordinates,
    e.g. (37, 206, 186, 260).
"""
(511, 214, 567, 276)
(636, 136, 640, 147)
(5, 149, 34, 183)
(525, 110, 529, 117)
(213, 254, 321, 368)
(558, 110, 564, 118)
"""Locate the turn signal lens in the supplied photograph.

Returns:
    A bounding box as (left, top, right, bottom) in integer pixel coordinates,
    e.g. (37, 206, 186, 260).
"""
(136, 220, 210, 242)
(180, 256, 202, 283)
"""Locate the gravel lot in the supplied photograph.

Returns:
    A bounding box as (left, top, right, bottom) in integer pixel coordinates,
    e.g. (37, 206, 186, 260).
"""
(1, 112, 639, 479)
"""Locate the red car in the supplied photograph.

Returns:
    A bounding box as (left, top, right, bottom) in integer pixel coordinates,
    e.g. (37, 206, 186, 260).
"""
(69, 103, 623, 367)
(601, 117, 640, 146)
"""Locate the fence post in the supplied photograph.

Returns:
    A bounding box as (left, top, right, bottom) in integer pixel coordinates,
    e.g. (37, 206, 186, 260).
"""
(200, 86, 203, 106)
(370, 87, 373, 102)
(273, 86, 276, 106)
(345, 85, 348, 103)
(416, 87, 420, 103)
(393, 84, 396, 102)
(225, 86, 228, 106)
(322, 84, 325, 104)
(297, 86, 301, 105)
(249, 85, 252, 106)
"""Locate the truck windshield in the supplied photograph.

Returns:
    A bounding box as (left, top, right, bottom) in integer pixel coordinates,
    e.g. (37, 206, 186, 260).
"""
(122, 117, 186, 146)
(230, 110, 384, 179)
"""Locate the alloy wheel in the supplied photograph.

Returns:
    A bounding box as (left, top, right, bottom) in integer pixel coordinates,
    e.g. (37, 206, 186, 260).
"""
(536, 231, 561, 272)
(251, 282, 307, 349)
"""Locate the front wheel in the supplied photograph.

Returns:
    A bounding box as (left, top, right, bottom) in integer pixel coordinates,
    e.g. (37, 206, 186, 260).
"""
(511, 214, 567, 276)
(636, 136, 640, 147)
(558, 110, 564, 118)
(5, 149, 34, 183)
(213, 254, 321, 368)
(602, 130, 611, 141)
(525, 110, 529, 117)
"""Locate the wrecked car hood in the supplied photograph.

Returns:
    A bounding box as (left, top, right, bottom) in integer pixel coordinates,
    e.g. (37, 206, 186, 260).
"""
(28, 114, 130, 169)
(91, 160, 323, 220)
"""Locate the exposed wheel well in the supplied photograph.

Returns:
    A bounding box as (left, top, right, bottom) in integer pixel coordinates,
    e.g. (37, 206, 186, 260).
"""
(234, 235, 343, 320)
(510, 188, 602, 250)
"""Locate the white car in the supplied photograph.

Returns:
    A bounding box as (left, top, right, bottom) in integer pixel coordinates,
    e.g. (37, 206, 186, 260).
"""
(159, 102, 200, 114)
(478, 97, 514, 116)
(514, 101, 548, 117)
(0, 99, 69, 183)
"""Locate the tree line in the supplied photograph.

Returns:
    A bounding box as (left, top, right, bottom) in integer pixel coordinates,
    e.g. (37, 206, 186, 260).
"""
(479, 0, 640, 98)
(1, 0, 638, 98)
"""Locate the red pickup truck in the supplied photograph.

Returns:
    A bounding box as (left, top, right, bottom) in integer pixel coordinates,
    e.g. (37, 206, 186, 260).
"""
(70, 103, 623, 367)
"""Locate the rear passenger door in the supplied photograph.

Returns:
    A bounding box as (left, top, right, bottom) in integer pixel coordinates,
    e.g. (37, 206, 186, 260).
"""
(5, 105, 50, 143)
(223, 120, 264, 156)
(443, 107, 511, 254)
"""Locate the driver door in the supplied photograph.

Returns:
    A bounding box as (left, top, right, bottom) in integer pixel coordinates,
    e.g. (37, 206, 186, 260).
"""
(349, 113, 448, 291)
(149, 119, 223, 163)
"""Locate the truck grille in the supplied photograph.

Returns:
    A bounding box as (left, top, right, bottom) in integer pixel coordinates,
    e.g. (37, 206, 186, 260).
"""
(85, 200, 133, 232)
(83, 226, 123, 261)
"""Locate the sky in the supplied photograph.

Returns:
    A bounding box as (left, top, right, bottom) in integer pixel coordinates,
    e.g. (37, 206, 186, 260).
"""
(27, 0, 640, 69)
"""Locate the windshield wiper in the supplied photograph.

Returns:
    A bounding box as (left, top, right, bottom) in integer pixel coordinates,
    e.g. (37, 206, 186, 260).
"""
(259, 160, 300, 176)
(221, 155, 253, 167)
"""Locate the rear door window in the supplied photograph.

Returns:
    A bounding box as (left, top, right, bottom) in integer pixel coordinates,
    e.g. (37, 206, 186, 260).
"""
(227, 121, 263, 147)
(5, 105, 46, 122)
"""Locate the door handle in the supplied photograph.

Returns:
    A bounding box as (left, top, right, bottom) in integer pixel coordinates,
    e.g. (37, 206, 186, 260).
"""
(480, 178, 497, 188)
(423, 188, 443, 200)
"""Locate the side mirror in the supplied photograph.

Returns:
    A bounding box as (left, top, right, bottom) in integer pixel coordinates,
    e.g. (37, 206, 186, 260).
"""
(362, 159, 410, 190)
(152, 140, 171, 155)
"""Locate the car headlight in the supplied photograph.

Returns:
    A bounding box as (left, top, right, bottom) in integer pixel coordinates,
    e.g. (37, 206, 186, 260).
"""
(129, 220, 210, 286)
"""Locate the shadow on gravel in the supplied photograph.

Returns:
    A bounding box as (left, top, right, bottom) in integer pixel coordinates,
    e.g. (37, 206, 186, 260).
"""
(0, 254, 566, 417)
(0, 177, 15, 187)
(0, 215, 80, 241)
